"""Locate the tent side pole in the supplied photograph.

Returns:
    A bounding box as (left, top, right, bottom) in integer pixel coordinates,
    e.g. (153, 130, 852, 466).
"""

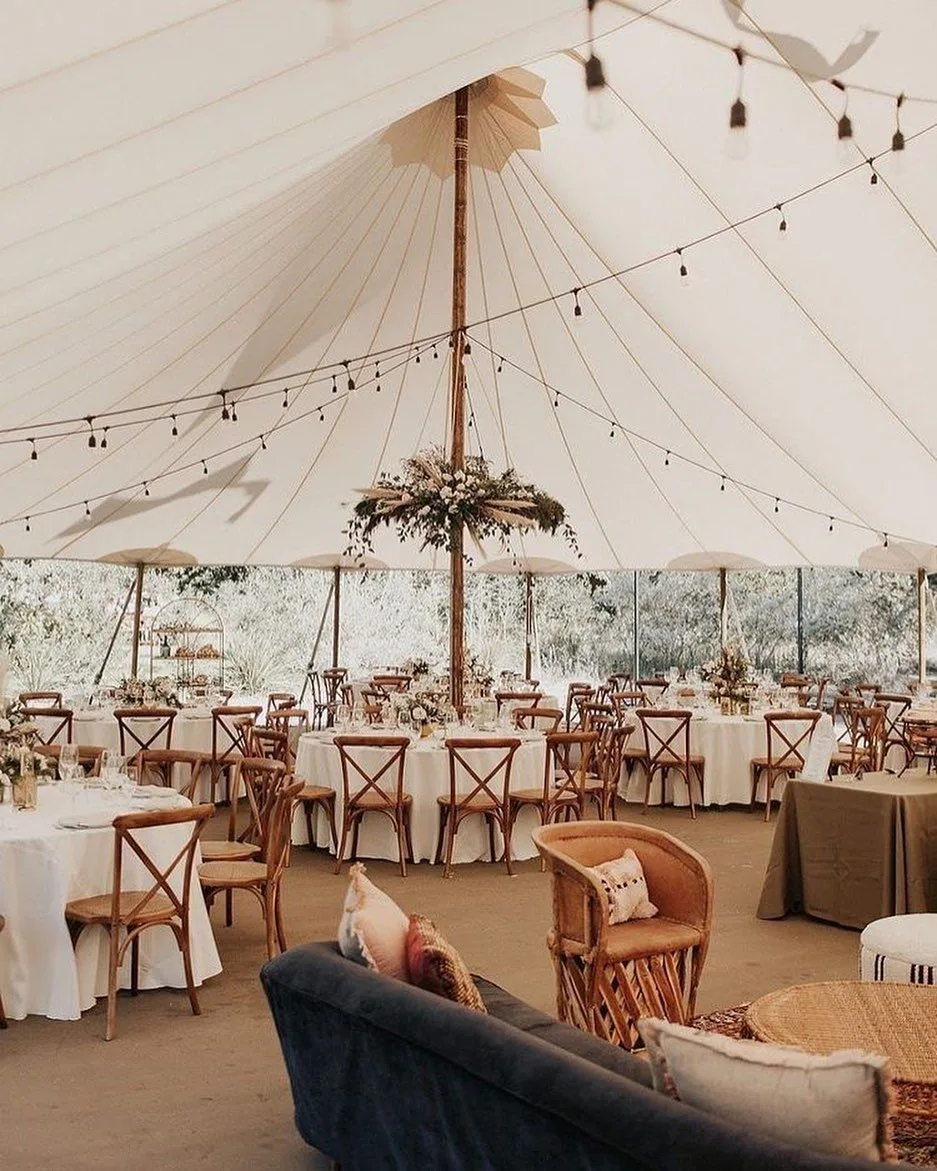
(918, 567, 927, 684)
(331, 566, 341, 670)
(298, 577, 335, 704)
(632, 570, 640, 680)
(796, 568, 805, 674)
(719, 568, 728, 649)
(129, 562, 145, 678)
(524, 571, 533, 680)
(448, 85, 469, 712)
(92, 577, 137, 695)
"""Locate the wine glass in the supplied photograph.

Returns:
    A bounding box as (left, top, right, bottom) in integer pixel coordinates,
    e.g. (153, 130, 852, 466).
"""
(335, 704, 351, 732)
(58, 744, 79, 785)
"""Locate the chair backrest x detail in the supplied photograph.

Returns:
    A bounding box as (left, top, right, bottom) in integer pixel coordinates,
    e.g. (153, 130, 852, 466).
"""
(334, 736, 409, 808)
(445, 738, 520, 809)
(114, 707, 177, 756)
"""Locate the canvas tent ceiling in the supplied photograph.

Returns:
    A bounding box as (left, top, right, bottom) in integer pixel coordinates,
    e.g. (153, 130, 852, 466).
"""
(1, 0, 936, 570)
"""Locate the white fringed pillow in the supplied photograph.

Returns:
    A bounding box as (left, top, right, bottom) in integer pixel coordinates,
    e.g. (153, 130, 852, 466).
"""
(337, 863, 410, 982)
(637, 1018, 894, 1162)
(591, 849, 658, 924)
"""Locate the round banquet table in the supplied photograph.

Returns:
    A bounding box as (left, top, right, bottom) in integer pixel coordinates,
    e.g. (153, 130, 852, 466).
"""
(70, 709, 217, 799)
(619, 712, 770, 807)
(292, 729, 547, 864)
(0, 786, 222, 1021)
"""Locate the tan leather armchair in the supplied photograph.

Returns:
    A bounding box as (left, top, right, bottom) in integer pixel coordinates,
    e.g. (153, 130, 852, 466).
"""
(532, 820, 713, 1051)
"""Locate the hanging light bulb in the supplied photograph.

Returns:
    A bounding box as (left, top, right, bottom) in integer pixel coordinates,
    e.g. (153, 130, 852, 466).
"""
(230, 400, 238, 422)
(220, 392, 229, 421)
(892, 93, 906, 154)
(774, 497, 780, 513)
(572, 288, 582, 317)
(664, 450, 670, 467)
(496, 355, 503, 374)
(725, 47, 749, 161)
(143, 482, 150, 497)
(87, 417, 97, 449)
(171, 414, 178, 437)
(84, 501, 91, 517)
(343, 360, 355, 392)
(30, 439, 37, 461)
(776, 203, 787, 234)
(833, 80, 854, 165)
(584, 0, 613, 129)
(260, 434, 267, 450)
(282, 387, 290, 409)
(25, 517, 30, 533)
(432, 342, 439, 360)
(676, 248, 689, 287)
(100, 427, 108, 450)
(868, 158, 878, 186)
(202, 460, 208, 475)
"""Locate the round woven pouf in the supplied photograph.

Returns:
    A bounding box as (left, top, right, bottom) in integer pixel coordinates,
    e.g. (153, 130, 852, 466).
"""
(746, 981, 937, 1084)
(860, 914, 937, 985)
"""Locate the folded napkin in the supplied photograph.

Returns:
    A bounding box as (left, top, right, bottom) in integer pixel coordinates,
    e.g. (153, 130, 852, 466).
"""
(56, 812, 118, 830)
(132, 785, 178, 798)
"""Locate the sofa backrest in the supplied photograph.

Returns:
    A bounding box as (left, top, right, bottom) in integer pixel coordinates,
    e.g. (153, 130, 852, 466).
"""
(261, 943, 886, 1171)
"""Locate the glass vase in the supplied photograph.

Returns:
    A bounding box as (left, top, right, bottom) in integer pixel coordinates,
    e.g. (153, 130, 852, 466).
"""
(13, 772, 37, 810)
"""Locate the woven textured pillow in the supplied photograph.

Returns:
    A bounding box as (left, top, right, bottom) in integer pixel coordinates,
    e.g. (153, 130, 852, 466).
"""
(337, 863, 410, 981)
(591, 848, 658, 924)
(637, 1018, 894, 1163)
(406, 914, 487, 1013)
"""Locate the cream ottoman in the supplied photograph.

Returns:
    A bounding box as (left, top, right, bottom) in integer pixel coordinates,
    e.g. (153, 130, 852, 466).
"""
(859, 914, 937, 985)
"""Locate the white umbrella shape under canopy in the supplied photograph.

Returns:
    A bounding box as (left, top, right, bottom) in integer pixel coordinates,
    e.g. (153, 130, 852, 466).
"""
(667, 552, 766, 648)
(859, 540, 937, 682)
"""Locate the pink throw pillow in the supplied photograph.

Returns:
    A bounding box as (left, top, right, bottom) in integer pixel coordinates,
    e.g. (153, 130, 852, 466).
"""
(337, 863, 410, 981)
(591, 848, 658, 924)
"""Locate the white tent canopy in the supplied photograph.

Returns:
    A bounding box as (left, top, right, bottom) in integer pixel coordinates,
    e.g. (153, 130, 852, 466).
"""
(2, 1, 936, 570)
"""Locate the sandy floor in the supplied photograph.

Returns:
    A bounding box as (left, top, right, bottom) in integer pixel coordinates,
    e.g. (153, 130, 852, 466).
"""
(4, 804, 860, 1170)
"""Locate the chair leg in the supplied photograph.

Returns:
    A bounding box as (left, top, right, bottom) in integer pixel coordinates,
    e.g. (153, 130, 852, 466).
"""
(264, 886, 278, 962)
(763, 770, 774, 822)
(487, 814, 496, 864)
(171, 920, 202, 1018)
(105, 926, 120, 1042)
(274, 887, 288, 953)
(304, 803, 315, 850)
(324, 798, 339, 853)
(334, 810, 351, 876)
(395, 810, 408, 879)
(350, 813, 361, 863)
(224, 889, 233, 928)
(501, 811, 515, 878)
(130, 935, 140, 996)
(433, 805, 448, 866)
(403, 805, 415, 864)
(443, 810, 458, 879)
(642, 766, 654, 814)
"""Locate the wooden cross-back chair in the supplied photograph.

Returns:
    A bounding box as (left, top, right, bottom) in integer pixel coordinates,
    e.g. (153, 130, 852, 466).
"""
(322, 668, 348, 719)
(435, 738, 521, 878)
(267, 708, 310, 748)
(251, 726, 290, 768)
(507, 731, 599, 862)
(133, 749, 207, 797)
(856, 682, 881, 705)
(874, 693, 913, 772)
(19, 691, 63, 710)
(903, 717, 937, 774)
(199, 780, 303, 960)
(532, 820, 713, 1052)
(35, 743, 105, 776)
(372, 674, 411, 693)
(210, 705, 261, 816)
(636, 709, 705, 819)
(593, 722, 633, 820)
(64, 803, 214, 1040)
(28, 707, 73, 746)
(606, 672, 632, 692)
(513, 706, 563, 733)
(578, 701, 614, 732)
(750, 710, 821, 820)
(114, 707, 177, 762)
(333, 736, 413, 877)
(611, 690, 647, 716)
(494, 690, 542, 714)
(833, 694, 864, 747)
(830, 706, 885, 777)
(636, 679, 668, 705)
(565, 683, 594, 732)
(265, 693, 296, 724)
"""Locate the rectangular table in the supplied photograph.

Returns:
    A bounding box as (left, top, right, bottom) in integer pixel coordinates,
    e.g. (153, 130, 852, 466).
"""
(757, 771, 937, 929)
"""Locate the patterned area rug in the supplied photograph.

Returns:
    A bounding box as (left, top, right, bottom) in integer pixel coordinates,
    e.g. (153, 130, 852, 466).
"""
(692, 1005, 937, 1167)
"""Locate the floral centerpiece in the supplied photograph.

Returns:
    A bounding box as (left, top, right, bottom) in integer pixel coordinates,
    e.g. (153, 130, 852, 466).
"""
(345, 447, 578, 560)
(114, 676, 181, 708)
(402, 657, 431, 682)
(0, 701, 52, 805)
(464, 652, 493, 696)
(699, 643, 752, 713)
(390, 688, 448, 736)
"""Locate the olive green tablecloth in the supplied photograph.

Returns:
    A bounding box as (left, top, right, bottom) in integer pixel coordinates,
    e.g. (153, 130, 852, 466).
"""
(757, 771, 937, 929)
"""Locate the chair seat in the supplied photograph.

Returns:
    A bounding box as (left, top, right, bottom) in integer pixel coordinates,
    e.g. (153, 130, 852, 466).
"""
(198, 860, 267, 885)
(351, 791, 412, 810)
(65, 891, 175, 925)
(509, 787, 576, 805)
(437, 793, 498, 810)
(200, 840, 261, 862)
(604, 917, 705, 963)
(649, 755, 704, 768)
(751, 756, 803, 769)
(298, 785, 335, 803)
(622, 746, 646, 759)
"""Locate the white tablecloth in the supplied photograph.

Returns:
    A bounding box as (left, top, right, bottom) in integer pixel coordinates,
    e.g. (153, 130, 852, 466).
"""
(620, 713, 770, 807)
(0, 787, 221, 1021)
(292, 730, 547, 864)
(71, 710, 216, 798)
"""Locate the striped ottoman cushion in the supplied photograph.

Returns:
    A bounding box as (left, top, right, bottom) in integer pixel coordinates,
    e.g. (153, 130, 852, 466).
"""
(859, 914, 937, 985)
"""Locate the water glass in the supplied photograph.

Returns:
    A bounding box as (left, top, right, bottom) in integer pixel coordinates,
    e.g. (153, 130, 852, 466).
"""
(335, 705, 351, 732)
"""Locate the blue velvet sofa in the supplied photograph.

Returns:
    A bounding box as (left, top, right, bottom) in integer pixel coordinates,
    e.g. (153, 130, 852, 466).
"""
(261, 942, 893, 1170)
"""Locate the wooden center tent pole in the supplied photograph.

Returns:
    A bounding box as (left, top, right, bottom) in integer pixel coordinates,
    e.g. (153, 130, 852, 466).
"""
(449, 85, 469, 712)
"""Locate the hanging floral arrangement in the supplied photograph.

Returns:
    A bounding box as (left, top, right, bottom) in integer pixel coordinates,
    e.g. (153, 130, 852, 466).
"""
(345, 447, 578, 560)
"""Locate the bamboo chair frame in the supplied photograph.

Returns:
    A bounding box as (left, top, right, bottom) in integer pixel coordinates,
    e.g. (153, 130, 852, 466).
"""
(65, 803, 213, 1040)
(532, 820, 713, 1051)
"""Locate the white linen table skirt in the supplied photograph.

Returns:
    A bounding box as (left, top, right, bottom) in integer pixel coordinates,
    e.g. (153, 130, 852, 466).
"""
(71, 711, 217, 799)
(0, 787, 222, 1021)
(620, 713, 771, 807)
(292, 731, 547, 864)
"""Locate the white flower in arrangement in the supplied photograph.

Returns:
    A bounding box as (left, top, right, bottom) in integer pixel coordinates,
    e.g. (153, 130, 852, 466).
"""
(411, 705, 427, 722)
(0, 719, 10, 734)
